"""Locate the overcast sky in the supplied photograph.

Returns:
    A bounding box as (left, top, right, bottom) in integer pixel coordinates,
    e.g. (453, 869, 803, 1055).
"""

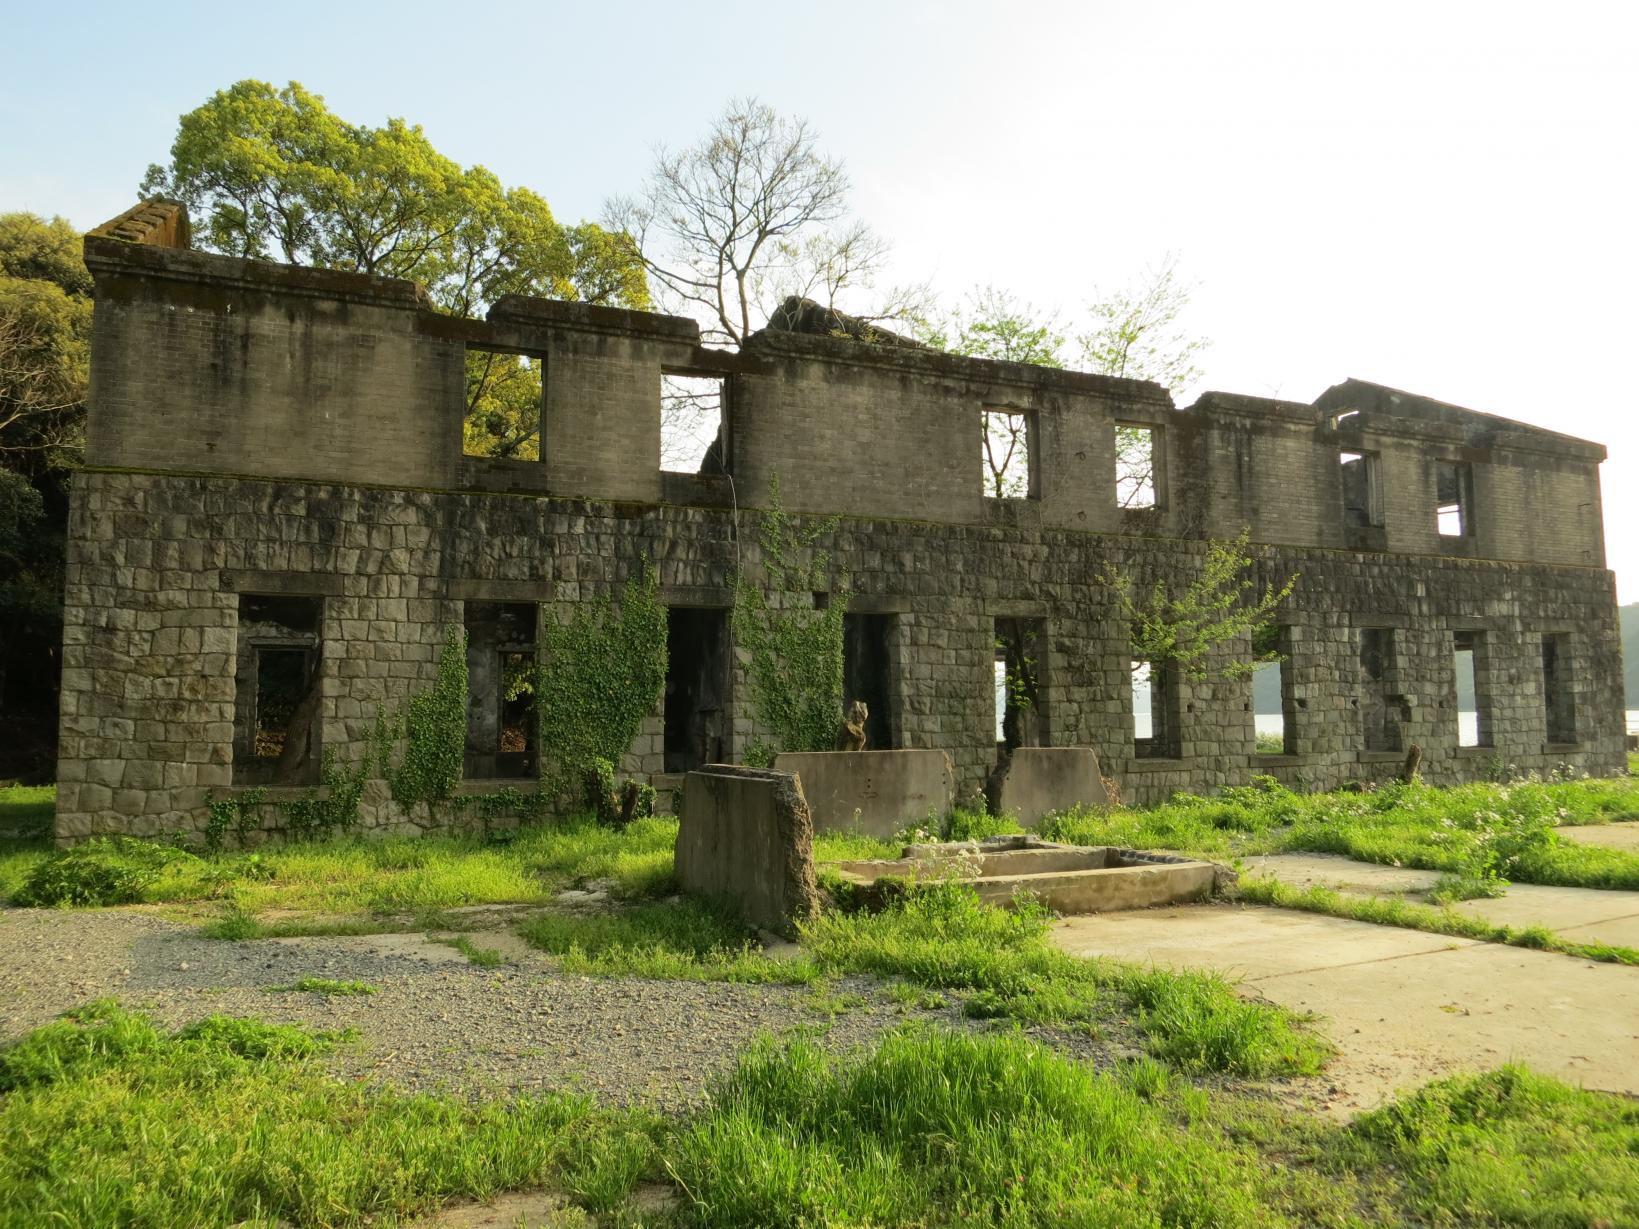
(4, 0, 1634, 599)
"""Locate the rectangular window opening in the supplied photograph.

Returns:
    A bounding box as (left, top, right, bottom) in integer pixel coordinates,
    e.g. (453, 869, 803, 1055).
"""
(234, 594, 322, 786)
(1358, 627, 1401, 752)
(661, 373, 728, 475)
(464, 602, 538, 780)
(1252, 624, 1296, 755)
(1542, 632, 1576, 744)
(1436, 460, 1472, 538)
(1340, 450, 1383, 528)
(464, 347, 544, 460)
(665, 607, 730, 772)
(843, 613, 897, 750)
(1452, 630, 1489, 748)
(982, 409, 1035, 499)
(1115, 424, 1158, 509)
(994, 617, 1046, 751)
(1131, 654, 1181, 759)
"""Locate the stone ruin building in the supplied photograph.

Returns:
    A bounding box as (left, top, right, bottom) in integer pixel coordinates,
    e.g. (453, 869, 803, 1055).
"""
(52, 201, 1628, 842)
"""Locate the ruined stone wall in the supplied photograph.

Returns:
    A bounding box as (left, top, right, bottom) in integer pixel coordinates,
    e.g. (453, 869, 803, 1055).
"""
(55, 469, 1626, 841)
(54, 230, 1627, 842)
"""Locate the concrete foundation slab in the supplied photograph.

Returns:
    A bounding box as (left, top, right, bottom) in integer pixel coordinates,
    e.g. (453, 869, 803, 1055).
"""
(1240, 853, 1441, 895)
(1052, 904, 1639, 1113)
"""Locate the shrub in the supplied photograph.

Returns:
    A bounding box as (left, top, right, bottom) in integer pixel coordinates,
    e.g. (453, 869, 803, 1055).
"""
(10, 837, 196, 907)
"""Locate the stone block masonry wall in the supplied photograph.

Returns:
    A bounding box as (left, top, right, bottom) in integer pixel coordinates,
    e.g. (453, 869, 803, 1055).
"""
(55, 217, 1627, 842)
(55, 469, 1627, 841)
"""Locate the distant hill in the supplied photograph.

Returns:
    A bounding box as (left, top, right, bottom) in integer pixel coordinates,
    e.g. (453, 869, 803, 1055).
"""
(1623, 603, 1638, 709)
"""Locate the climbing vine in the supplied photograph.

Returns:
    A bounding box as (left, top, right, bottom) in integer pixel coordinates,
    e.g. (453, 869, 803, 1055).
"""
(387, 626, 468, 807)
(734, 474, 849, 764)
(203, 787, 266, 853)
(535, 561, 668, 800)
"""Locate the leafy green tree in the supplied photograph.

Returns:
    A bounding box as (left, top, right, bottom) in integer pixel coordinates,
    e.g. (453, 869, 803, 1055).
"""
(1077, 254, 1210, 394)
(0, 213, 89, 774)
(142, 80, 649, 458)
(0, 215, 91, 466)
(1107, 530, 1298, 682)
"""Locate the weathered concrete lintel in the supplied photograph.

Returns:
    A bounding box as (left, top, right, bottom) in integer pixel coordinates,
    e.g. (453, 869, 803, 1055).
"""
(220, 570, 348, 597)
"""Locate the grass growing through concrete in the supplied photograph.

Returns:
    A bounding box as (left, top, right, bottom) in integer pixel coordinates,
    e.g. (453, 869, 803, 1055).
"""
(1238, 877, 1639, 966)
(1041, 774, 1639, 891)
(518, 879, 1330, 1079)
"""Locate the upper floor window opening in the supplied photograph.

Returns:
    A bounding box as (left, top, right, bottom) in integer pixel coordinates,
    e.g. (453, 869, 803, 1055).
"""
(982, 408, 1036, 499)
(1340, 449, 1383, 529)
(661, 372, 729, 475)
(1115, 424, 1160, 509)
(1436, 460, 1473, 538)
(464, 346, 544, 460)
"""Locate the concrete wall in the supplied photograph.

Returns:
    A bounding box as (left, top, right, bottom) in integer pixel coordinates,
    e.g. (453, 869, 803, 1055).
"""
(53, 224, 1629, 843)
(773, 749, 955, 837)
(674, 765, 819, 935)
(994, 747, 1112, 826)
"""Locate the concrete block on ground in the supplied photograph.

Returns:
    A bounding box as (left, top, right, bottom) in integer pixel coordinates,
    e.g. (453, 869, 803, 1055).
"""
(773, 749, 955, 838)
(995, 747, 1111, 826)
(675, 765, 820, 936)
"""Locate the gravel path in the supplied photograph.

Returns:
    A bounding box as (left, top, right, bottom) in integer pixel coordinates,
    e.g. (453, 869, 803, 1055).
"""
(0, 907, 1134, 1110)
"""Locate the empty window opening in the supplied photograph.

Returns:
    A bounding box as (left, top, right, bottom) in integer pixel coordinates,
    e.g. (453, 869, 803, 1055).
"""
(982, 409, 1034, 499)
(464, 347, 544, 460)
(1451, 630, 1492, 748)
(1358, 627, 1401, 752)
(1332, 409, 1360, 428)
(1340, 450, 1383, 528)
(994, 617, 1045, 751)
(843, 613, 897, 750)
(234, 594, 322, 786)
(1115, 424, 1158, 508)
(1542, 633, 1576, 744)
(1436, 460, 1472, 537)
(1131, 654, 1181, 759)
(661, 373, 728, 475)
(665, 608, 730, 772)
(464, 603, 538, 779)
(1251, 625, 1296, 755)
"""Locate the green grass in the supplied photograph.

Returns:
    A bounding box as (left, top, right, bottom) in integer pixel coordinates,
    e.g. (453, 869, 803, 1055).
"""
(514, 877, 1327, 1078)
(433, 934, 509, 967)
(4, 1003, 1635, 1227)
(519, 897, 823, 986)
(266, 977, 379, 996)
(1041, 774, 1639, 890)
(0, 784, 54, 901)
(1240, 877, 1639, 965)
(669, 1028, 1349, 1228)
(1342, 1062, 1639, 1227)
(0, 1001, 661, 1228)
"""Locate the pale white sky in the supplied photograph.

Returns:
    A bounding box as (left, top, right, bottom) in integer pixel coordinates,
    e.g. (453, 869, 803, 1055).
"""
(4, 0, 1633, 597)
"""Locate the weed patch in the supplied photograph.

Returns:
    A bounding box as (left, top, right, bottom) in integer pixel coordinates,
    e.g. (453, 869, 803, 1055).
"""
(1240, 878, 1639, 966)
(267, 977, 378, 996)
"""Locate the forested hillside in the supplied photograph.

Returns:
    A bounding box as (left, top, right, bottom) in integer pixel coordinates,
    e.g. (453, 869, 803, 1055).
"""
(1622, 603, 1637, 707)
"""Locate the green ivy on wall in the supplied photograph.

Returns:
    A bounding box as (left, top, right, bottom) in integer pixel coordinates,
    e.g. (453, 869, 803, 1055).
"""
(734, 474, 849, 762)
(535, 560, 668, 797)
(387, 625, 469, 807)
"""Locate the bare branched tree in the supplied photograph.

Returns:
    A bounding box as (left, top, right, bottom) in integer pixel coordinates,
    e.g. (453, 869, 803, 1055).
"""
(606, 98, 925, 347)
